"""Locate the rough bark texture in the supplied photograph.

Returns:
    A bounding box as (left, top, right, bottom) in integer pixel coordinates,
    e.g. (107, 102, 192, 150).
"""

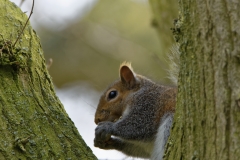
(150, 0, 240, 160)
(0, 0, 97, 159)
(169, 0, 240, 160)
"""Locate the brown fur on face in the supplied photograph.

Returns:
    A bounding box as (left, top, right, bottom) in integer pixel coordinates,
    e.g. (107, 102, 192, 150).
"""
(94, 62, 139, 124)
(94, 80, 136, 124)
(94, 84, 123, 124)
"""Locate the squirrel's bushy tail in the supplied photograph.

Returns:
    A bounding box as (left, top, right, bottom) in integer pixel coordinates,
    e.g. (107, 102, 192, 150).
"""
(167, 43, 180, 85)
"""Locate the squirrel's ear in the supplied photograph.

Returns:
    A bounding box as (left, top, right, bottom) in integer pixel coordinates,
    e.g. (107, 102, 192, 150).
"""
(119, 62, 137, 88)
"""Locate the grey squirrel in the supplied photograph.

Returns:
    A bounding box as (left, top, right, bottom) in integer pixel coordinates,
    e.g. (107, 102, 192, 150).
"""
(94, 61, 177, 160)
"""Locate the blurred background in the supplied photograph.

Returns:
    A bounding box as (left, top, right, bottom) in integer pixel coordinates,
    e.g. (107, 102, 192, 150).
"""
(10, 0, 178, 159)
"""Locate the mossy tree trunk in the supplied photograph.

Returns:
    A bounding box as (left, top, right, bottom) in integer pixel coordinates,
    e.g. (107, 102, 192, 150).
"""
(0, 0, 97, 159)
(150, 0, 240, 159)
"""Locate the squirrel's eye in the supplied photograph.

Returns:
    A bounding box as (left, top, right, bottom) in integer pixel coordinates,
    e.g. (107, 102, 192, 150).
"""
(108, 90, 117, 100)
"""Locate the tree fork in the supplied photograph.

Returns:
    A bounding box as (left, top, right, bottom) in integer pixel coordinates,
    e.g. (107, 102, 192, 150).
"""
(0, 0, 97, 159)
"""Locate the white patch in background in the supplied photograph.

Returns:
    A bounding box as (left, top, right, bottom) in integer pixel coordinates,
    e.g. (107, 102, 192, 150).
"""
(9, 0, 97, 30)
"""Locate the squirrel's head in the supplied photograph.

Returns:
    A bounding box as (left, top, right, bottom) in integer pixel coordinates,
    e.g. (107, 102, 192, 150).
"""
(94, 62, 140, 124)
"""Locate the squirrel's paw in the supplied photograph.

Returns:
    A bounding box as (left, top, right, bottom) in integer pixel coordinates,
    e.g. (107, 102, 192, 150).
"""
(94, 137, 115, 149)
(94, 121, 114, 149)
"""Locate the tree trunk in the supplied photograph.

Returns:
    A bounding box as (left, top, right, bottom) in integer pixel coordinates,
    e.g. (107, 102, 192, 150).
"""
(0, 0, 97, 159)
(150, 0, 240, 159)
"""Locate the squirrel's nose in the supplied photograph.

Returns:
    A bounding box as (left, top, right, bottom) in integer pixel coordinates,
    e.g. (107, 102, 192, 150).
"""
(94, 118, 101, 125)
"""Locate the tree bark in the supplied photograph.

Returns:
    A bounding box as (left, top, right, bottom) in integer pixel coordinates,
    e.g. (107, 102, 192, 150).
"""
(0, 0, 97, 159)
(150, 0, 240, 160)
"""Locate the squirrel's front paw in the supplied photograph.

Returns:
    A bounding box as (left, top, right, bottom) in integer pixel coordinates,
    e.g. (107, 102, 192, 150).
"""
(94, 121, 114, 149)
(94, 136, 115, 149)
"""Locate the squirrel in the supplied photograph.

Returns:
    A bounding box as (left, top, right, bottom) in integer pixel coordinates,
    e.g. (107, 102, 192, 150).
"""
(94, 61, 177, 160)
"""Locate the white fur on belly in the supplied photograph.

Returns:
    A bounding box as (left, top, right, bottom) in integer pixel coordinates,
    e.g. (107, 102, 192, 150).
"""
(151, 113, 173, 160)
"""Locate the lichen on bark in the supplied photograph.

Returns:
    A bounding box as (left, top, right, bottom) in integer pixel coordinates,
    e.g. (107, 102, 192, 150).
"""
(153, 0, 240, 160)
(0, 0, 97, 159)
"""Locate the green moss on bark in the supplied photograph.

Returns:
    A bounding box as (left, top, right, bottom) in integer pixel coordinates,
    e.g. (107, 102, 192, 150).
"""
(0, 0, 97, 159)
(156, 0, 240, 160)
